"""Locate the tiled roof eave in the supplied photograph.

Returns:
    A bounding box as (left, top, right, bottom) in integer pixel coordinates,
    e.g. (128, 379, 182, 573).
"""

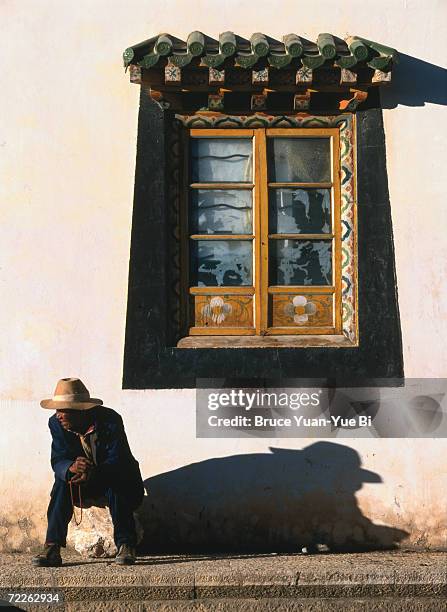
(123, 32, 398, 74)
(124, 32, 397, 112)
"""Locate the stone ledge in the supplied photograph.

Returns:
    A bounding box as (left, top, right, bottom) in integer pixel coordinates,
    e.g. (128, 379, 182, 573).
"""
(0, 551, 445, 604)
(23, 598, 447, 612)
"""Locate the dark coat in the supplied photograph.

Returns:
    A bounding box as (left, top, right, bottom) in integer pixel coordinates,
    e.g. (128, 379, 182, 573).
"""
(48, 406, 144, 499)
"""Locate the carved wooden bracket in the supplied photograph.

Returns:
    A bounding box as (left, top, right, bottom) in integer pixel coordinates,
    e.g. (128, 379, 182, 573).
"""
(339, 89, 368, 111)
(251, 93, 267, 110)
(129, 65, 142, 84)
(146, 88, 184, 110)
(293, 91, 311, 110)
(372, 69, 392, 84)
(209, 68, 225, 85)
(208, 93, 224, 111)
(340, 68, 357, 86)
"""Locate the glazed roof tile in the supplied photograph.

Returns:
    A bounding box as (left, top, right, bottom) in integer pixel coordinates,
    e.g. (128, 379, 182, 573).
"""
(123, 32, 398, 72)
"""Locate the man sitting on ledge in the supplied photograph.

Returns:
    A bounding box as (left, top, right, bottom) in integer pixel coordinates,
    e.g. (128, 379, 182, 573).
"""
(33, 378, 144, 567)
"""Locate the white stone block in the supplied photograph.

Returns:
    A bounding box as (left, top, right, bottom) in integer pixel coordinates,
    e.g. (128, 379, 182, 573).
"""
(67, 505, 143, 558)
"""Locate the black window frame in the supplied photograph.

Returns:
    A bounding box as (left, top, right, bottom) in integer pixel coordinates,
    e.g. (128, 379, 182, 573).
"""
(123, 89, 403, 389)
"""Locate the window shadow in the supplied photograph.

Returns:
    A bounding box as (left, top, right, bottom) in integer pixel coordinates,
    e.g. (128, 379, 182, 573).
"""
(137, 441, 408, 553)
(381, 53, 447, 108)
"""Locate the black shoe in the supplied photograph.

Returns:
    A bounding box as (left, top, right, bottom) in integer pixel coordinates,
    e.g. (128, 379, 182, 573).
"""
(115, 543, 136, 565)
(32, 544, 62, 567)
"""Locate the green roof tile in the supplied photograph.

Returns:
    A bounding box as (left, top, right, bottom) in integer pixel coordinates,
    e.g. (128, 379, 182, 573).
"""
(123, 31, 398, 77)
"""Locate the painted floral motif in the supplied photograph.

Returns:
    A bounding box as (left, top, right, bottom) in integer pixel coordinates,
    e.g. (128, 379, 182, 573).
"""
(296, 67, 313, 83)
(340, 68, 357, 84)
(251, 94, 266, 110)
(165, 63, 181, 82)
(209, 68, 225, 84)
(252, 68, 269, 83)
(129, 65, 142, 84)
(284, 295, 317, 324)
(201, 296, 233, 325)
(208, 94, 224, 110)
(372, 69, 391, 83)
(294, 94, 310, 110)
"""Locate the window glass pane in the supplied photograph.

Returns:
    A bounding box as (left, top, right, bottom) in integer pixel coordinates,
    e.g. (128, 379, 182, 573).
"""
(191, 138, 253, 183)
(191, 240, 252, 286)
(268, 138, 331, 183)
(190, 189, 252, 235)
(269, 239, 332, 285)
(269, 188, 331, 234)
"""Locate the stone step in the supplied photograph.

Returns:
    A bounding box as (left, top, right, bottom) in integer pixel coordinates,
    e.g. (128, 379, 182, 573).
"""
(8, 597, 447, 612)
(1, 551, 445, 609)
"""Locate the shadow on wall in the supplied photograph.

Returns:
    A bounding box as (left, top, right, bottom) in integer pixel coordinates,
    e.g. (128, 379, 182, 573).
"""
(137, 442, 408, 553)
(381, 53, 447, 108)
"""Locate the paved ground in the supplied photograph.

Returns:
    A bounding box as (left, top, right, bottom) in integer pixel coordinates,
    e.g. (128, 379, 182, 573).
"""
(0, 550, 445, 611)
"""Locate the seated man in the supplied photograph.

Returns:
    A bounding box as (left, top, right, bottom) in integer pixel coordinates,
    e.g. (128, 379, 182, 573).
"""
(33, 378, 144, 567)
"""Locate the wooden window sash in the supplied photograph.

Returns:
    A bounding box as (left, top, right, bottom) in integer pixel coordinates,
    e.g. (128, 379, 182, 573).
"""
(269, 234, 334, 240)
(268, 182, 332, 188)
(255, 129, 268, 334)
(264, 327, 336, 336)
(267, 286, 335, 294)
(190, 287, 255, 295)
(189, 235, 254, 240)
(190, 183, 254, 189)
(189, 327, 256, 336)
(186, 127, 342, 336)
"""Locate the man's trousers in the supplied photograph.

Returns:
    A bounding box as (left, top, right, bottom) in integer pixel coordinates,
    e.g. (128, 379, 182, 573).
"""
(46, 476, 144, 548)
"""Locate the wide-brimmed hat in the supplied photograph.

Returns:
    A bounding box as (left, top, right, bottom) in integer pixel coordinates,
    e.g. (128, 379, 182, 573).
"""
(40, 378, 103, 410)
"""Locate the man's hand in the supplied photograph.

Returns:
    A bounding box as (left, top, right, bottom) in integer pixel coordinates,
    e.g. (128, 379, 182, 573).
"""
(70, 472, 91, 485)
(69, 457, 93, 476)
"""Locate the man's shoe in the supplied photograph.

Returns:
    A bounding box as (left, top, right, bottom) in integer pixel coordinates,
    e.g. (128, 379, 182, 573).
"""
(115, 543, 136, 565)
(32, 544, 62, 567)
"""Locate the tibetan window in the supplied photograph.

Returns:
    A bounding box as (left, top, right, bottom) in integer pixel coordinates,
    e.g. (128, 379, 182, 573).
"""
(185, 127, 345, 340)
(123, 31, 400, 371)
(172, 113, 357, 348)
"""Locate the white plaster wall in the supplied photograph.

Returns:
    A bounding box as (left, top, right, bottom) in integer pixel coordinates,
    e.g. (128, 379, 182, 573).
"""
(1, 398, 446, 550)
(0, 0, 446, 550)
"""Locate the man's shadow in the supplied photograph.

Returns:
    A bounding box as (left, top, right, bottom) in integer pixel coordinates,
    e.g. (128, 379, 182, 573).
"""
(137, 442, 408, 553)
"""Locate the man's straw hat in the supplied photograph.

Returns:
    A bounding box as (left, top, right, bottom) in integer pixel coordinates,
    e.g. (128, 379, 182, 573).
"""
(40, 378, 103, 410)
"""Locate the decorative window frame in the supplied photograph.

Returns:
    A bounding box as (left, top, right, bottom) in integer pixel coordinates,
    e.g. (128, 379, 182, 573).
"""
(174, 112, 358, 348)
